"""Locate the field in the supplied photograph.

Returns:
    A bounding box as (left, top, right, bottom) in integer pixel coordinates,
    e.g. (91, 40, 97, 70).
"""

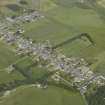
(0, 86, 85, 105)
(23, 0, 105, 74)
(0, 0, 105, 105)
(0, 41, 18, 69)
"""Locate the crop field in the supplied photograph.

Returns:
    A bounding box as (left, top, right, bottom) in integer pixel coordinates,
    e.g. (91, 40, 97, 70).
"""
(0, 0, 105, 105)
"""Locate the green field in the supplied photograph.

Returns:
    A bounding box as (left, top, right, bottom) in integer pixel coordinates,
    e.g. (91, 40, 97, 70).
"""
(0, 70, 25, 84)
(0, 86, 85, 105)
(14, 56, 50, 80)
(0, 41, 19, 69)
(22, 0, 105, 74)
(0, 0, 105, 105)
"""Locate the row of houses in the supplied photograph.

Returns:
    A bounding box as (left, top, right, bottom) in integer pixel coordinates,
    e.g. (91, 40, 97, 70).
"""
(6, 10, 44, 24)
(0, 10, 44, 44)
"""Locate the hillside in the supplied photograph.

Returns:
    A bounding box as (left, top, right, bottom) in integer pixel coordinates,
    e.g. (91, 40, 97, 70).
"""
(0, 0, 105, 105)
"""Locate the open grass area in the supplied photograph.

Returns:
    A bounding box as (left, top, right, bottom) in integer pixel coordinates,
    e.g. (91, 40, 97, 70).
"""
(0, 86, 85, 105)
(14, 0, 105, 84)
(1, 0, 105, 105)
(0, 41, 25, 85)
(0, 54, 86, 105)
(14, 56, 49, 80)
(0, 41, 19, 69)
(23, 0, 105, 69)
(0, 70, 25, 84)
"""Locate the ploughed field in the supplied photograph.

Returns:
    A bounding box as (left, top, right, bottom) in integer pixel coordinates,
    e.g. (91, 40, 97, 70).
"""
(0, 0, 105, 105)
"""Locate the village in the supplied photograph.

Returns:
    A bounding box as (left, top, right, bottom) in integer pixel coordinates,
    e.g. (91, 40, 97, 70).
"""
(0, 5, 105, 98)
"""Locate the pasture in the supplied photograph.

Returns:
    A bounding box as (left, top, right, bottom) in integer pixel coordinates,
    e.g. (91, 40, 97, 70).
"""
(0, 85, 85, 105)
(23, 0, 105, 74)
(0, 0, 105, 105)
(0, 41, 18, 69)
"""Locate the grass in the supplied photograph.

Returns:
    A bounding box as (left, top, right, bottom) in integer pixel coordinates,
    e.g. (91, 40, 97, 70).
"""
(0, 0, 105, 105)
(14, 56, 49, 80)
(91, 51, 105, 76)
(21, 0, 105, 86)
(23, 0, 105, 63)
(0, 41, 19, 69)
(0, 70, 25, 84)
(0, 41, 25, 84)
(0, 85, 85, 105)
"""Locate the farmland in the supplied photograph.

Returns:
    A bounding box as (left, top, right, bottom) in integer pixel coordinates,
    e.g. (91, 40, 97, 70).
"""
(0, 86, 85, 105)
(0, 41, 18, 69)
(0, 0, 105, 105)
(23, 0, 105, 74)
